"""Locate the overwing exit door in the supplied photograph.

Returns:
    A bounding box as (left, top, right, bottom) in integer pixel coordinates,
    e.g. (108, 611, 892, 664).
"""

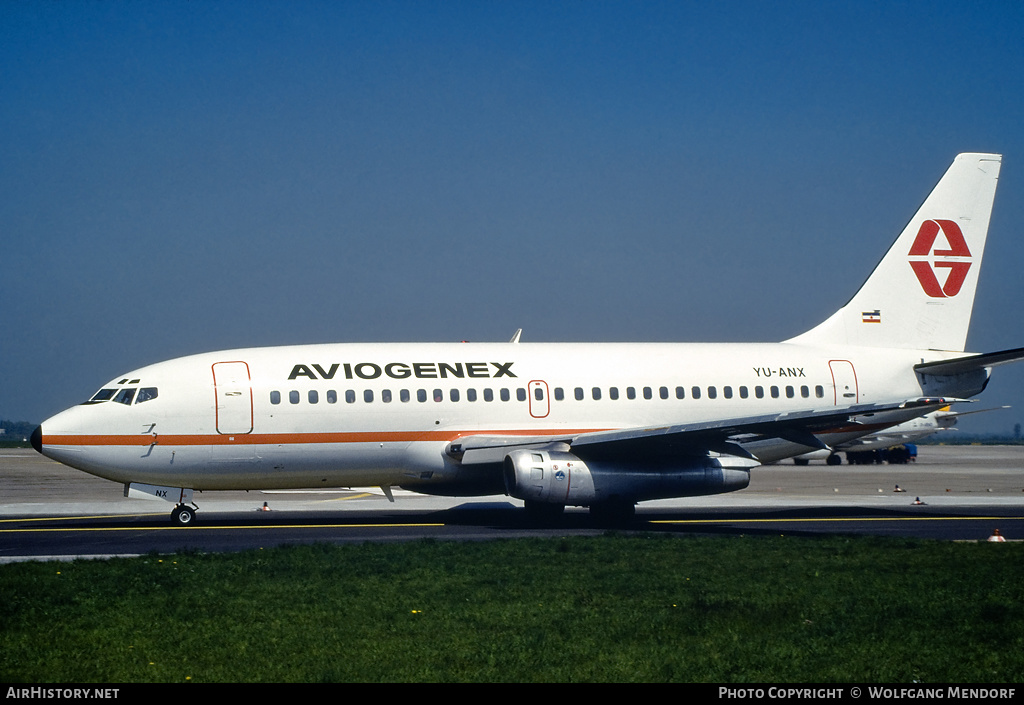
(528, 380, 550, 419)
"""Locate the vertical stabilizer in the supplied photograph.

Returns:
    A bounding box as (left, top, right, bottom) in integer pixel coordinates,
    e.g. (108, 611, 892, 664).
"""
(786, 153, 1002, 352)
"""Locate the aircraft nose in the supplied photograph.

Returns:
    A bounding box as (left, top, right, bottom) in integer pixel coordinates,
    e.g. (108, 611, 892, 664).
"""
(30, 425, 42, 454)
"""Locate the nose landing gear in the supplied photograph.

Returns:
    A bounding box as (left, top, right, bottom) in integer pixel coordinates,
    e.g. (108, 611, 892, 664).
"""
(171, 503, 198, 526)
(125, 483, 198, 525)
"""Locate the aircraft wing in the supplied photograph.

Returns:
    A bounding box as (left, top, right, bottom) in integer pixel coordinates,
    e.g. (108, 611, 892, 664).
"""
(448, 397, 957, 466)
(938, 404, 1011, 419)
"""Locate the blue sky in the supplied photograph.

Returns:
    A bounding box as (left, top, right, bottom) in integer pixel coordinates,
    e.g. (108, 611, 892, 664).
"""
(2, 1, 1023, 434)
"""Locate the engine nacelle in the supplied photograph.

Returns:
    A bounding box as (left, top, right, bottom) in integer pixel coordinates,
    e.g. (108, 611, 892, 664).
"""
(503, 448, 751, 507)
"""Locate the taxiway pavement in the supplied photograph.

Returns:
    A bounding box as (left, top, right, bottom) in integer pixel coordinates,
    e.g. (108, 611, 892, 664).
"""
(1, 445, 1022, 561)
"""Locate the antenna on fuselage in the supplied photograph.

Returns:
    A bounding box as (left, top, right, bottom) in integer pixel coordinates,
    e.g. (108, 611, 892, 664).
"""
(510, 328, 522, 343)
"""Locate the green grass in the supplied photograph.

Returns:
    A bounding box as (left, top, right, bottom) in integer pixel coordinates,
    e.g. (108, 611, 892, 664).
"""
(1, 534, 1021, 682)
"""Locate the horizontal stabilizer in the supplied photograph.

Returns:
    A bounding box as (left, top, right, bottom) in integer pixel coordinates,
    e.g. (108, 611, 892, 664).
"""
(915, 346, 1024, 376)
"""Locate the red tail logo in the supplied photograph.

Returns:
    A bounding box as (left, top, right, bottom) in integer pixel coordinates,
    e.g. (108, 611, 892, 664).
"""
(908, 219, 972, 298)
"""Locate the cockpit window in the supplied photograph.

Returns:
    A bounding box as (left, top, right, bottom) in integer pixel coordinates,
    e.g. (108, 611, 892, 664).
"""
(136, 387, 158, 404)
(113, 388, 136, 405)
(83, 385, 159, 405)
(88, 389, 117, 403)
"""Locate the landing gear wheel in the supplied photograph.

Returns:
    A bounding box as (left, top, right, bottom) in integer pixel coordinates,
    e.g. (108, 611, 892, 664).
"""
(171, 504, 197, 526)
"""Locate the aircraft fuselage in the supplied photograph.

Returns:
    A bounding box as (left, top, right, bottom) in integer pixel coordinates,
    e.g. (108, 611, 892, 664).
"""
(37, 341, 961, 492)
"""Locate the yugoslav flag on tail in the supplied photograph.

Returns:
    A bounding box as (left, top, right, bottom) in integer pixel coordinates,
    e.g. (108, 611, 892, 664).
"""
(787, 153, 1002, 352)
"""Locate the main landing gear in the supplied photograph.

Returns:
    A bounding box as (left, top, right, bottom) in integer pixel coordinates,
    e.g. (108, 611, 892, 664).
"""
(171, 503, 198, 526)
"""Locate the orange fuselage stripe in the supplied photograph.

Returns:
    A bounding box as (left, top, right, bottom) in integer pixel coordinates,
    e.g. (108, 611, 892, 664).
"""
(43, 421, 882, 448)
(43, 429, 605, 447)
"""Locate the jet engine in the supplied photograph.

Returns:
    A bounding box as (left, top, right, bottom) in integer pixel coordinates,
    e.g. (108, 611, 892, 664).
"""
(502, 448, 752, 507)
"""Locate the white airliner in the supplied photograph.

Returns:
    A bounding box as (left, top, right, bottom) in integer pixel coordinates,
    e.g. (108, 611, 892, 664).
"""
(32, 153, 1024, 524)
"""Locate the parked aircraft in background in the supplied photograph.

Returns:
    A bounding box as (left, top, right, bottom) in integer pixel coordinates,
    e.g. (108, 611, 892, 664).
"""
(792, 405, 1011, 465)
(32, 153, 1024, 523)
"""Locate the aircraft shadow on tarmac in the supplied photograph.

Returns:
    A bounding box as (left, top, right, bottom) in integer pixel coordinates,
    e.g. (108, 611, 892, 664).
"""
(5, 503, 1017, 546)
(433, 503, 1007, 539)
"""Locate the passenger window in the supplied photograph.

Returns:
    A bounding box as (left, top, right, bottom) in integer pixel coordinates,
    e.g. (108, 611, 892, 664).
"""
(467, 388, 477, 402)
(346, 390, 356, 403)
(627, 387, 636, 400)
(723, 386, 732, 399)
(364, 390, 374, 403)
(327, 390, 338, 404)
(691, 386, 701, 399)
(289, 391, 300, 404)
(609, 387, 619, 400)
(755, 386, 764, 399)
(815, 385, 824, 398)
(270, 391, 281, 405)
(660, 386, 669, 400)
(308, 390, 319, 404)
(484, 388, 494, 402)
(643, 387, 653, 400)
(770, 386, 779, 398)
(417, 389, 427, 403)
(382, 389, 393, 403)
(534, 387, 544, 401)
(554, 387, 564, 401)
(739, 386, 748, 399)
(592, 387, 602, 401)
(675, 386, 685, 399)
(707, 386, 717, 399)
(136, 388, 158, 404)
(400, 389, 410, 402)
(500, 389, 510, 402)
(517, 388, 526, 402)
(786, 386, 795, 398)
(801, 385, 809, 398)
(575, 387, 584, 401)
(433, 389, 443, 402)
(450, 389, 460, 402)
